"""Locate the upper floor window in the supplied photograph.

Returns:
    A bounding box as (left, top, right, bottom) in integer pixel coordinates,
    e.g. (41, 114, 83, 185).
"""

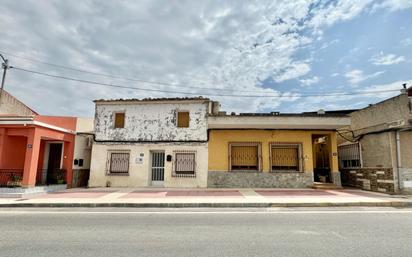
(114, 112, 125, 128)
(177, 111, 190, 128)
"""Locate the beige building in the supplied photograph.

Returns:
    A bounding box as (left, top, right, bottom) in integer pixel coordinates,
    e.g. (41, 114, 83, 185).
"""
(72, 117, 94, 187)
(338, 86, 412, 194)
(0, 90, 37, 116)
(89, 97, 217, 188)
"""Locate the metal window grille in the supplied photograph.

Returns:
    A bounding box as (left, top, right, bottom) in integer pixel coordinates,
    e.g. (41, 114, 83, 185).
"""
(151, 152, 165, 181)
(174, 152, 196, 177)
(338, 143, 361, 168)
(109, 153, 130, 174)
(230, 143, 260, 171)
(270, 144, 301, 172)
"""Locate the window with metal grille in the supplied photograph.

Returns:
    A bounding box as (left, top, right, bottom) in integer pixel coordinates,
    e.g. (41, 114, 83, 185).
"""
(177, 111, 190, 128)
(114, 112, 125, 128)
(270, 143, 302, 172)
(108, 152, 130, 174)
(338, 143, 361, 168)
(229, 143, 261, 171)
(174, 152, 196, 177)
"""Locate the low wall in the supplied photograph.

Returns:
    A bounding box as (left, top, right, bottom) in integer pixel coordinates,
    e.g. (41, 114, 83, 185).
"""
(399, 168, 412, 194)
(72, 169, 90, 188)
(208, 171, 313, 188)
(341, 167, 395, 193)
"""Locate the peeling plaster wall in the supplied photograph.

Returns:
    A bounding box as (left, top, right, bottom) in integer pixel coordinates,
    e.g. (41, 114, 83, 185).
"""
(94, 102, 208, 141)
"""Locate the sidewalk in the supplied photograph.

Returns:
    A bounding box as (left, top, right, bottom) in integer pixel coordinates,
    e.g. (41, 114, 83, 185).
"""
(0, 187, 411, 208)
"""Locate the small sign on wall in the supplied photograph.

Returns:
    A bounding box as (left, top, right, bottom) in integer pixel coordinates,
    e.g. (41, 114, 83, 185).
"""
(135, 153, 144, 164)
(27, 144, 32, 148)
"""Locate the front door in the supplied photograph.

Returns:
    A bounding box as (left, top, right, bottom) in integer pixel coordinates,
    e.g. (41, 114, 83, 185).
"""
(47, 143, 63, 184)
(151, 152, 165, 186)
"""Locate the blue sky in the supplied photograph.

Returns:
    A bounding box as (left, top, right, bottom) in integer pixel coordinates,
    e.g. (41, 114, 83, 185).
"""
(0, 0, 411, 116)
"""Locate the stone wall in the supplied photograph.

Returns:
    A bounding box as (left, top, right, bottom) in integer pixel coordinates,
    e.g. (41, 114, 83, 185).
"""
(341, 168, 395, 193)
(208, 171, 313, 188)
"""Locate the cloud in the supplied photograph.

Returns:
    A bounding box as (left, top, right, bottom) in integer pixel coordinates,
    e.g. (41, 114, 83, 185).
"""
(0, 0, 411, 116)
(299, 76, 320, 86)
(370, 52, 405, 65)
(345, 69, 385, 85)
(401, 37, 412, 46)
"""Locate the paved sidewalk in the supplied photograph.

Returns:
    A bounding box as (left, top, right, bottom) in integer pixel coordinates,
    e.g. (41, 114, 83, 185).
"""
(0, 187, 411, 208)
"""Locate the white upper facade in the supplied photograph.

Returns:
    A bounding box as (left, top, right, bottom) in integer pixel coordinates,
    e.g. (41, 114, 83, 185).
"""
(94, 98, 214, 142)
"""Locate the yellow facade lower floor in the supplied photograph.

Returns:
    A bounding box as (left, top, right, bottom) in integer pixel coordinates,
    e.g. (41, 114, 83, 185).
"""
(207, 129, 340, 186)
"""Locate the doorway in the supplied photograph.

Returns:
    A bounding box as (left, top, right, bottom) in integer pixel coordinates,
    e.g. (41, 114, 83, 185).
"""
(312, 135, 331, 183)
(46, 143, 63, 184)
(151, 152, 165, 186)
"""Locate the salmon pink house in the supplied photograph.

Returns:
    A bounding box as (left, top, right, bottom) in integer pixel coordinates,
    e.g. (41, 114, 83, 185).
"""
(0, 115, 76, 188)
(0, 90, 93, 191)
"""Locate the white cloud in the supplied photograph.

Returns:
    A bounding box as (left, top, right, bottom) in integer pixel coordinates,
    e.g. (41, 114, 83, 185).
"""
(299, 76, 320, 86)
(345, 69, 385, 85)
(0, 1, 410, 115)
(370, 52, 405, 65)
(360, 79, 412, 99)
(401, 37, 412, 46)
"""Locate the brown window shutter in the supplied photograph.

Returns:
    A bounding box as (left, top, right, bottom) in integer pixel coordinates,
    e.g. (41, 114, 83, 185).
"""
(177, 112, 190, 128)
(114, 113, 125, 128)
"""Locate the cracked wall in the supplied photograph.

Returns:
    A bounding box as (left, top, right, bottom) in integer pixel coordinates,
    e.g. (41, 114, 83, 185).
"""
(94, 102, 208, 141)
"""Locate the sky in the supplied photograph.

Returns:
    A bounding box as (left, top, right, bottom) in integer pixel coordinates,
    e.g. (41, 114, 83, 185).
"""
(0, 0, 411, 117)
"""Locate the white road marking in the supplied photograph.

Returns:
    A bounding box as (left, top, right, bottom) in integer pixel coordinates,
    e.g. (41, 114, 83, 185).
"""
(0, 209, 412, 215)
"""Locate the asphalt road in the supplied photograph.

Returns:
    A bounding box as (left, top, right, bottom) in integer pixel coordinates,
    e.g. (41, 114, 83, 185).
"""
(0, 208, 411, 257)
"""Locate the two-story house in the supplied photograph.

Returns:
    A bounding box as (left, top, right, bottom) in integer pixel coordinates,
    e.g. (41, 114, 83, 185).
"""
(89, 97, 219, 188)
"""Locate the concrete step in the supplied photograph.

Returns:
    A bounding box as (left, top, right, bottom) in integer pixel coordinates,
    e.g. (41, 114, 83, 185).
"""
(311, 183, 343, 190)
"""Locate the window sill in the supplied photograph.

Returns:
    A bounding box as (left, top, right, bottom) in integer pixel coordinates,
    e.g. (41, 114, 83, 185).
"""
(270, 170, 303, 173)
(106, 173, 129, 176)
(172, 173, 196, 178)
(230, 170, 262, 173)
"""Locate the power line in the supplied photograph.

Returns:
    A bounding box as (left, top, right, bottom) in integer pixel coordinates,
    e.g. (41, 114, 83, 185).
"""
(11, 66, 402, 98)
(0, 49, 264, 93)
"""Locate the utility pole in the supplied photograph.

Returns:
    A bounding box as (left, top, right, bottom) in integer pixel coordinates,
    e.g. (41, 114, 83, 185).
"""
(0, 54, 9, 107)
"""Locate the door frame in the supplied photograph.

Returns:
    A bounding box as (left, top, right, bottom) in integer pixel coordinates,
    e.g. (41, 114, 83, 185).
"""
(150, 151, 165, 186)
(40, 142, 64, 184)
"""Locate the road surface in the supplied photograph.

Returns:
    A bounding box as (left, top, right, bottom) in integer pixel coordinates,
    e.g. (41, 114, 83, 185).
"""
(0, 207, 411, 257)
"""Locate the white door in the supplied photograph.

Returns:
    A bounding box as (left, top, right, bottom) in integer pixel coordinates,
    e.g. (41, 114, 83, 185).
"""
(151, 152, 165, 186)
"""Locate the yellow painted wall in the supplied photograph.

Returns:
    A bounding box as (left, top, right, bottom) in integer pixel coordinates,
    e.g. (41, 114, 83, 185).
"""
(208, 130, 339, 173)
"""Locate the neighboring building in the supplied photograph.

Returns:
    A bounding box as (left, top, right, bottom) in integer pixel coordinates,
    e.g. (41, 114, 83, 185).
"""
(207, 112, 350, 188)
(0, 91, 93, 189)
(89, 97, 218, 188)
(338, 87, 412, 194)
(72, 117, 94, 187)
(0, 90, 37, 116)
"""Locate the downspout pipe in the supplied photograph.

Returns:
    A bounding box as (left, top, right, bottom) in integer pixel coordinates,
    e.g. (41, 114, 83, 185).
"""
(395, 130, 402, 191)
